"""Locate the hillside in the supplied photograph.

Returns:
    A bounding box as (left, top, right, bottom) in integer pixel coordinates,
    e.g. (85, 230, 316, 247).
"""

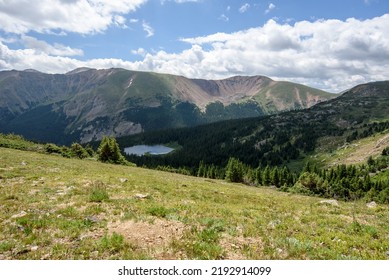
(0, 68, 334, 144)
(120, 81, 389, 171)
(0, 146, 388, 260)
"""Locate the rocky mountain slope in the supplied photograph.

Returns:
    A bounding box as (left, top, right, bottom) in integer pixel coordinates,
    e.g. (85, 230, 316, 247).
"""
(0, 68, 335, 144)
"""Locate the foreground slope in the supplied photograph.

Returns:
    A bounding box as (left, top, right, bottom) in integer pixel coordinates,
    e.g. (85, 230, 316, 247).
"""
(0, 147, 388, 260)
(0, 68, 334, 144)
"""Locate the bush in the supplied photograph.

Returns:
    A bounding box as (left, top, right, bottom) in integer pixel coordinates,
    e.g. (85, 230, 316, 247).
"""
(70, 143, 89, 159)
(89, 181, 109, 202)
(45, 143, 62, 154)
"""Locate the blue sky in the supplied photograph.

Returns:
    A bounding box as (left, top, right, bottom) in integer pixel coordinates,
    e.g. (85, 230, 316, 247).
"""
(0, 0, 388, 91)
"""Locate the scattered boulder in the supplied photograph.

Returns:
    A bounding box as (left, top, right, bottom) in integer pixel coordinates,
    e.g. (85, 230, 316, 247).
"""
(134, 193, 150, 199)
(319, 199, 339, 206)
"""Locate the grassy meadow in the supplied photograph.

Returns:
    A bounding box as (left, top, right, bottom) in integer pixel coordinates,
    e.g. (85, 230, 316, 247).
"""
(0, 147, 388, 260)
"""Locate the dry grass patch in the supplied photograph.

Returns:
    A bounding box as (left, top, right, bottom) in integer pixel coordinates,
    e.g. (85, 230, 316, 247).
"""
(108, 218, 187, 259)
(220, 233, 263, 260)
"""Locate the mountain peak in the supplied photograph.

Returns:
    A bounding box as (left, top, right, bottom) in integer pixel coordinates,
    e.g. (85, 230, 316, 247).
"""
(23, 69, 42, 73)
(65, 67, 95, 75)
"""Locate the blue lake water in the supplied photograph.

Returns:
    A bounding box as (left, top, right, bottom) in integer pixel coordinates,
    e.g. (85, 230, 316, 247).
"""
(124, 145, 174, 156)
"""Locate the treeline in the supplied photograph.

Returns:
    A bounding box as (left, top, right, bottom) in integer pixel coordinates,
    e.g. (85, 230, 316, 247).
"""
(213, 152, 389, 203)
(0, 133, 134, 166)
(346, 121, 389, 142)
(118, 81, 389, 173)
(120, 113, 345, 170)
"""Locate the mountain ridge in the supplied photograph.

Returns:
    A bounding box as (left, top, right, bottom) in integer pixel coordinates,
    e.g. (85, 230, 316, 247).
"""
(0, 68, 336, 144)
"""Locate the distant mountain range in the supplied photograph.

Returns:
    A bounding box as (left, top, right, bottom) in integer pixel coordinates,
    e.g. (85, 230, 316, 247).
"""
(0, 68, 335, 144)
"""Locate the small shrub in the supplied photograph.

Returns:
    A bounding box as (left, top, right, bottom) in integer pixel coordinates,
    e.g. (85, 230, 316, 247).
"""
(45, 143, 62, 154)
(70, 143, 89, 159)
(89, 181, 109, 202)
(99, 233, 126, 253)
(147, 205, 170, 218)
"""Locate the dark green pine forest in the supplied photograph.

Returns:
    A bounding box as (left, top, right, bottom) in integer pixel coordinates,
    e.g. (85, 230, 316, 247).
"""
(115, 81, 389, 203)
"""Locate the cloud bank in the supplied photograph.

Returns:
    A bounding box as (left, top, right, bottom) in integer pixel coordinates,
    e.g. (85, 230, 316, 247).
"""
(0, 1, 388, 92)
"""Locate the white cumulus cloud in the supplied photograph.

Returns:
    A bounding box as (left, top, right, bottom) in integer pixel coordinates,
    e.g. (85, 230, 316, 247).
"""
(0, 0, 147, 35)
(21, 35, 84, 57)
(1, 15, 389, 92)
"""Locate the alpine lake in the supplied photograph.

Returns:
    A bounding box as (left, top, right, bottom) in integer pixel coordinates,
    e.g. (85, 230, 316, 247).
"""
(124, 145, 174, 156)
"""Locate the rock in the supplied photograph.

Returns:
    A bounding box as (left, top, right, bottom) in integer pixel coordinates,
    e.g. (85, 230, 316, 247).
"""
(119, 178, 128, 183)
(85, 216, 100, 223)
(320, 199, 339, 206)
(21, 161, 27, 166)
(11, 211, 27, 219)
(134, 193, 149, 199)
(366, 201, 377, 208)
(30, 246, 39, 251)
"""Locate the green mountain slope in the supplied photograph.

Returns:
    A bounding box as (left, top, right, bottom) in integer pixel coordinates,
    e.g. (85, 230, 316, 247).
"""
(0, 146, 388, 260)
(0, 68, 335, 144)
(119, 81, 389, 171)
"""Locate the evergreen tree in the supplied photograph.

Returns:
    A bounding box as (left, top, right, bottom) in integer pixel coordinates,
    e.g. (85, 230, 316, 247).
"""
(280, 166, 290, 187)
(262, 165, 271, 186)
(97, 136, 130, 165)
(271, 167, 280, 187)
(303, 161, 312, 173)
(255, 167, 263, 185)
(225, 157, 244, 183)
(197, 160, 205, 177)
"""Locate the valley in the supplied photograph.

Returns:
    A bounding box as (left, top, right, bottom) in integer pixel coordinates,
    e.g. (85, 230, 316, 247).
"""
(0, 69, 388, 260)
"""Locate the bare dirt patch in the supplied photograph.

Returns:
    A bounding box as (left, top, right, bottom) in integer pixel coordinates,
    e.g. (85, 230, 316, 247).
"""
(220, 233, 263, 259)
(108, 218, 186, 259)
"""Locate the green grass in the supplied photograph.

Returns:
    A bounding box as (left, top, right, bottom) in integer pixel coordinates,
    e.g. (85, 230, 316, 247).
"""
(0, 147, 388, 260)
(89, 181, 110, 203)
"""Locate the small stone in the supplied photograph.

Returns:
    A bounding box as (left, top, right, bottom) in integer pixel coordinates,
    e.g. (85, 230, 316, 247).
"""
(85, 216, 100, 223)
(21, 161, 27, 166)
(366, 201, 377, 208)
(119, 178, 128, 183)
(30, 246, 39, 251)
(11, 211, 27, 219)
(134, 193, 149, 199)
